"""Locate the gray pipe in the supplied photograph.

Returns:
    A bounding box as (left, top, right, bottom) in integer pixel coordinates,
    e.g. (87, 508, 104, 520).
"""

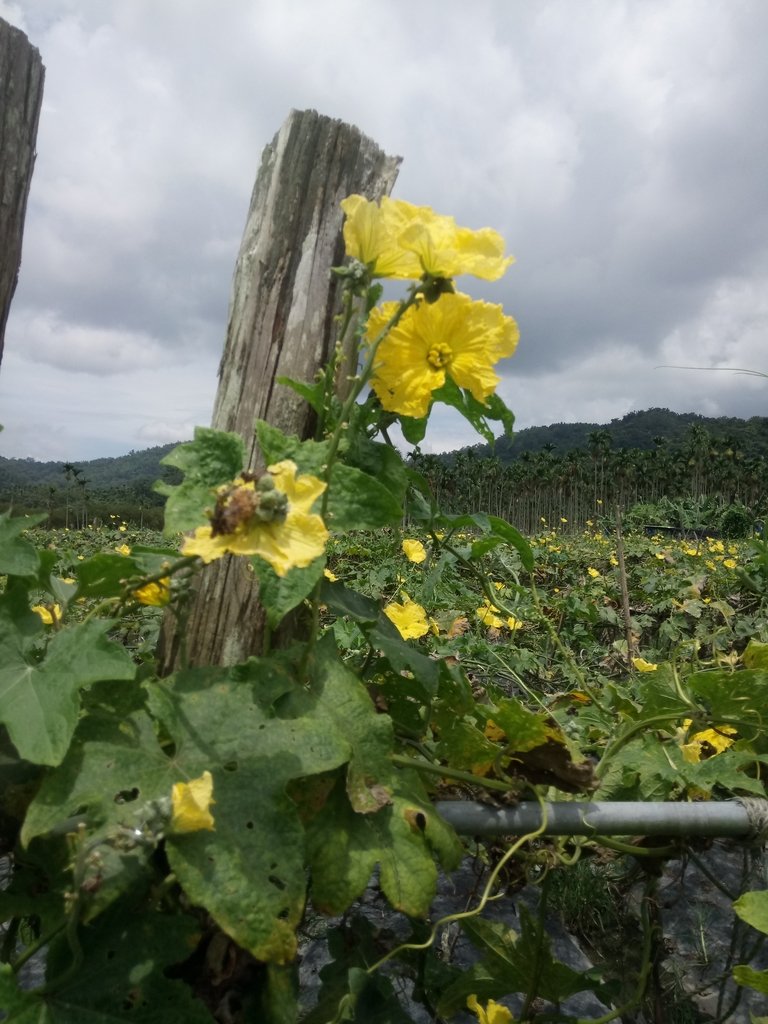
(434, 800, 754, 838)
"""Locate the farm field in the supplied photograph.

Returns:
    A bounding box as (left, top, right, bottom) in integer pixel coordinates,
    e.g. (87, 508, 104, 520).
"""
(3, 510, 768, 1020)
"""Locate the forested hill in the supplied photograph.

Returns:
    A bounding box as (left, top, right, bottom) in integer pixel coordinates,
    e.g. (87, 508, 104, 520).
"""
(0, 443, 182, 492)
(450, 408, 768, 464)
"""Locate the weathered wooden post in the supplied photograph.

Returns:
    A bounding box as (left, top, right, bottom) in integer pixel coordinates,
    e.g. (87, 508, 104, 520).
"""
(0, 18, 44, 367)
(159, 109, 400, 671)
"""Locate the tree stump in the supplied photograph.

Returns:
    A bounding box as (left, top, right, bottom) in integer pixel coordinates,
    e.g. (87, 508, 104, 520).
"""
(0, 18, 44, 367)
(158, 109, 400, 671)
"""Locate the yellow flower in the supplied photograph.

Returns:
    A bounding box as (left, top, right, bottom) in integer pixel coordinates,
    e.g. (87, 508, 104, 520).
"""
(560, 517, 568, 524)
(477, 600, 504, 629)
(384, 597, 430, 639)
(118, 524, 127, 533)
(633, 657, 658, 672)
(402, 539, 427, 564)
(32, 604, 62, 625)
(171, 771, 215, 833)
(341, 194, 514, 281)
(723, 558, 737, 569)
(678, 719, 737, 763)
(587, 567, 601, 578)
(366, 293, 518, 419)
(134, 578, 171, 607)
(467, 994, 514, 1024)
(115, 543, 132, 556)
(182, 461, 328, 577)
(323, 568, 338, 581)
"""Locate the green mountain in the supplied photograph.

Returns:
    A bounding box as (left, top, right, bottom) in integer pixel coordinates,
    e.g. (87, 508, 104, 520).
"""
(450, 408, 768, 463)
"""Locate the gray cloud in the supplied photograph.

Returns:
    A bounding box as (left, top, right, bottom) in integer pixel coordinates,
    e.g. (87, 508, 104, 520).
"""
(1, 0, 766, 462)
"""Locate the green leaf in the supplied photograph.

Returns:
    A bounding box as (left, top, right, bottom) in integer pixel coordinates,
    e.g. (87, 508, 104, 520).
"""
(734, 890, 768, 934)
(305, 771, 461, 917)
(0, 509, 41, 576)
(152, 663, 353, 963)
(156, 427, 245, 535)
(327, 463, 402, 530)
(688, 668, 768, 722)
(251, 555, 324, 629)
(319, 578, 380, 622)
(75, 553, 140, 599)
(437, 906, 601, 1017)
(398, 413, 428, 445)
(0, 905, 214, 1023)
(430, 378, 514, 445)
(0, 619, 136, 767)
(487, 515, 534, 571)
(743, 640, 768, 670)
(484, 697, 552, 753)
(733, 964, 768, 995)
(276, 374, 325, 415)
(255, 421, 329, 476)
(21, 705, 176, 845)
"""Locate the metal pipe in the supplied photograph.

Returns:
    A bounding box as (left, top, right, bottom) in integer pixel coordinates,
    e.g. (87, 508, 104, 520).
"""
(434, 800, 753, 838)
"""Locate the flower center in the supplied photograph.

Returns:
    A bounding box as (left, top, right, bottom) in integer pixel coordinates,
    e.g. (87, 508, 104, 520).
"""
(427, 341, 453, 370)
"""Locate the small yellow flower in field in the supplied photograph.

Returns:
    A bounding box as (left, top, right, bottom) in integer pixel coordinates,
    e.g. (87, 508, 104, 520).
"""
(493, 581, 504, 591)
(587, 567, 600, 578)
(705, 559, 716, 570)
(678, 720, 736, 763)
(182, 461, 328, 577)
(171, 771, 215, 833)
(560, 517, 568, 524)
(723, 558, 737, 569)
(32, 604, 62, 625)
(709, 539, 724, 553)
(134, 578, 171, 607)
(115, 543, 132, 556)
(477, 600, 504, 629)
(384, 597, 430, 640)
(633, 657, 658, 672)
(77, 554, 84, 560)
(118, 524, 127, 533)
(402, 539, 427, 564)
(341, 194, 514, 281)
(467, 994, 514, 1024)
(109, 514, 117, 519)
(365, 293, 518, 419)
(610, 556, 619, 566)
(323, 568, 338, 581)
(684, 546, 698, 556)
(586, 519, 594, 526)
(596, 499, 603, 505)
(654, 551, 666, 560)
(506, 614, 523, 631)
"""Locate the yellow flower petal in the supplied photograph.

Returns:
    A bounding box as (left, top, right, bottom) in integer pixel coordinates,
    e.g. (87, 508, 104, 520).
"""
(32, 604, 62, 625)
(341, 195, 514, 281)
(367, 293, 518, 419)
(384, 599, 430, 639)
(115, 543, 132, 556)
(632, 657, 658, 672)
(171, 771, 215, 833)
(134, 578, 171, 607)
(402, 539, 427, 564)
(467, 994, 514, 1024)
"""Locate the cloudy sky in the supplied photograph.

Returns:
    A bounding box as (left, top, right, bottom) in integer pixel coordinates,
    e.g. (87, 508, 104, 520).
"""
(1, 0, 766, 462)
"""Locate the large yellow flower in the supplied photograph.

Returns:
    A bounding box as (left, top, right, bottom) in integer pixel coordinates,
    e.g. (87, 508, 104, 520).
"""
(182, 460, 328, 577)
(341, 195, 514, 281)
(366, 292, 518, 419)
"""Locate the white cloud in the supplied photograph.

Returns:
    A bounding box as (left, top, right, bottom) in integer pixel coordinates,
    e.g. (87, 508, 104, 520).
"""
(1, 0, 767, 463)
